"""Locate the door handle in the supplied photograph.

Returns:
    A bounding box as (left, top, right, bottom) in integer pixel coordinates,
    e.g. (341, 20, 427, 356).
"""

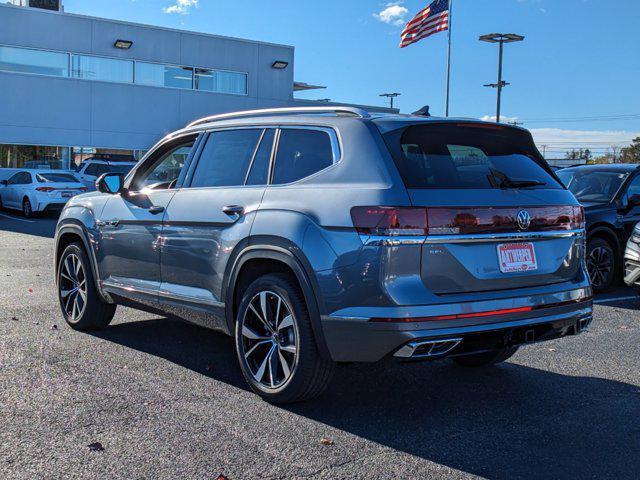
(222, 205, 244, 216)
(148, 206, 165, 215)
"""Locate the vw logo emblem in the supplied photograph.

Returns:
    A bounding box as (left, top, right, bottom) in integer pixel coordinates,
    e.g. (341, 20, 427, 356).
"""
(517, 210, 531, 230)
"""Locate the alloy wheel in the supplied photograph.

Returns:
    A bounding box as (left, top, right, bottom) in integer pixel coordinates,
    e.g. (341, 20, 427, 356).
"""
(59, 253, 87, 321)
(23, 199, 31, 217)
(240, 290, 299, 389)
(587, 246, 613, 289)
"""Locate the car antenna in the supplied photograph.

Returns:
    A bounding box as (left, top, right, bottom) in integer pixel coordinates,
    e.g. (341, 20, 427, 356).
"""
(412, 105, 431, 117)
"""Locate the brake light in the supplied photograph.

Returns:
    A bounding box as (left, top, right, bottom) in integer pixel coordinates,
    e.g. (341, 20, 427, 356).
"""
(35, 187, 55, 192)
(79, 187, 88, 192)
(350, 207, 428, 236)
(352, 205, 584, 237)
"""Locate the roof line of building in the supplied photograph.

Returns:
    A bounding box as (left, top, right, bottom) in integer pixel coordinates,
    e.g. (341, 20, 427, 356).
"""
(0, 3, 295, 50)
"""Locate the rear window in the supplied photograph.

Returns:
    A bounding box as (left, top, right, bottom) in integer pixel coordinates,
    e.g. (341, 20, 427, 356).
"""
(385, 123, 562, 190)
(36, 173, 78, 183)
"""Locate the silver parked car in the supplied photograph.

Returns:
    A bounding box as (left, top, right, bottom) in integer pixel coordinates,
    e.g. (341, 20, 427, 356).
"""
(54, 107, 593, 403)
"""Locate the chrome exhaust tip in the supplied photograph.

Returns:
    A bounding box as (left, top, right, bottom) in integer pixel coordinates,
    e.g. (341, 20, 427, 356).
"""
(394, 338, 463, 359)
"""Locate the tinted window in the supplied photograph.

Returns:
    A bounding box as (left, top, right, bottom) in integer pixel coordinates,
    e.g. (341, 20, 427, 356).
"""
(0, 45, 68, 77)
(136, 62, 193, 89)
(557, 169, 629, 204)
(246, 129, 275, 186)
(191, 129, 262, 188)
(194, 69, 247, 95)
(272, 129, 334, 185)
(139, 142, 194, 189)
(84, 164, 99, 176)
(106, 164, 135, 175)
(71, 55, 133, 83)
(387, 124, 561, 190)
(10, 172, 31, 185)
(36, 173, 78, 183)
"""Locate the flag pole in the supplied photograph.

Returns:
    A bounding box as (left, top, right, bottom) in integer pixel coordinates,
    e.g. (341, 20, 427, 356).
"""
(445, 0, 453, 116)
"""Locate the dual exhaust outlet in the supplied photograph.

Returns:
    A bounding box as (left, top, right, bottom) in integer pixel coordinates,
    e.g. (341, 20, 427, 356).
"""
(394, 338, 463, 359)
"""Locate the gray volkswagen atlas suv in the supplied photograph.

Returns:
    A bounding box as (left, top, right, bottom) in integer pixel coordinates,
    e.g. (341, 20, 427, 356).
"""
(54, 107, 593, 403)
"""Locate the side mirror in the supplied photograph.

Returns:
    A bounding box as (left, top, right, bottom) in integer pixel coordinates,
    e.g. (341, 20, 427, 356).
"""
(629, 194, 640, 207)
(96, 173, 124, 194)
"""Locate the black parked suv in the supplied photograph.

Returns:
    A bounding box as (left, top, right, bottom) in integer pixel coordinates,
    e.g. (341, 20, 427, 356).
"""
(557, 164, 640, 291)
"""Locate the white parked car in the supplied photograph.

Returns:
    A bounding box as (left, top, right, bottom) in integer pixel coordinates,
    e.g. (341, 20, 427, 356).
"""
(0, 170, 87, 217)
(75, 159, 136, 190)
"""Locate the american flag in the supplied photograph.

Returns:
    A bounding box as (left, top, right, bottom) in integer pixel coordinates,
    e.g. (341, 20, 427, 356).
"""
(400, 0, 450, 48)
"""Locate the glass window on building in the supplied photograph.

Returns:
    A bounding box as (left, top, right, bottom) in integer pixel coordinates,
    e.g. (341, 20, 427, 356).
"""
(71, 55, 133, 83)
(0, 144, 70, 169)
(0, 45, 69, 77)
(195, 68, 247, 95)
(135, 62, 193, 89)
(71, 147, 137, 171)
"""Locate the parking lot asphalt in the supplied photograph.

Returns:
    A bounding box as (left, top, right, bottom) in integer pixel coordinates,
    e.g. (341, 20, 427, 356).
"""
(1, 210, 639, 480)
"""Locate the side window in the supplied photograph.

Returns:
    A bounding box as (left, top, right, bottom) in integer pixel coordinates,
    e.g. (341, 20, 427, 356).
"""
(8, 173, 22, 185)
(84, 164, 98, 176)
(272, 128, 335, 185)
(190, 129, 262, 188)
(246, 129, 275, 186)
(135, 139, 195, 190)
(626, 176, 640, 203)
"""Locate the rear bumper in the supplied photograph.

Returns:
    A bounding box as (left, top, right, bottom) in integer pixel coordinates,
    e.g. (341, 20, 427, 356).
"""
(321, 288, 592, 362)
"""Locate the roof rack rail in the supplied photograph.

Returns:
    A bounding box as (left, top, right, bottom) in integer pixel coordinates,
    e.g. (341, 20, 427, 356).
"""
(186, 106, 370, 128)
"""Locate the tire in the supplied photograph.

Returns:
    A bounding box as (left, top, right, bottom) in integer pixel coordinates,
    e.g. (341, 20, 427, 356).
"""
(587, 237, 615, 293)
(235, 273, 335, 404)
(57, 242, 116, 330)
(452, 346, 519, 367)
(22, 197, 35, 218)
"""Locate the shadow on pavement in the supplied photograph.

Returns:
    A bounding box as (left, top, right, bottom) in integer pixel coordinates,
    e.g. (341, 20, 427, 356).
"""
(93, 317, 640, 480)
(0, 210, 57, 238)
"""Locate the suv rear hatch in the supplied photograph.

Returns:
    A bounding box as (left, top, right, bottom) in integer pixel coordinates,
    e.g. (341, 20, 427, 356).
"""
(378, 121, 584, 295)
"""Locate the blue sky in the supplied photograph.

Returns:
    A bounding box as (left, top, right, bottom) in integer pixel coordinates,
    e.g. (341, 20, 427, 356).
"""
(63, 0, 640, 157)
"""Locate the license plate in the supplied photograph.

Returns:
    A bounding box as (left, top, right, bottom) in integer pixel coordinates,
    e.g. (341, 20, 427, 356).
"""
(61, 192, 73, 198)
(497, 242, 538, 273)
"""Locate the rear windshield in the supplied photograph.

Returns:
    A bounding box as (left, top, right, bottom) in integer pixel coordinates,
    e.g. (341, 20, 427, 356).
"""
(36, 173, 78, 183)
(107, 164, 135, 174)
(384, 123, 562, 190)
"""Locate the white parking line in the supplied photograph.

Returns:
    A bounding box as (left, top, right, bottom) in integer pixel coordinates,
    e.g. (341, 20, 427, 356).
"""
(595, 295, 639, 305)
(0, 212, 35, 223)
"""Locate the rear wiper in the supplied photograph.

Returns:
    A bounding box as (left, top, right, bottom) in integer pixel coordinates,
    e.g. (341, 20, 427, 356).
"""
(488, 169, 546, 189)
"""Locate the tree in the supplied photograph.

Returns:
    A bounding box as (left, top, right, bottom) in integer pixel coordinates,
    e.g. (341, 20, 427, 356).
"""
(621, 137, 640, 163)
(565, 148, 592, 162)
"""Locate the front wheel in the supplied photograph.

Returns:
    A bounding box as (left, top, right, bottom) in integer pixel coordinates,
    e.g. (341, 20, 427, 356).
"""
(235, 274, 334, 404)
(452, 346, 519, 367)
(57, 242, 116, 330)
(587, 237, 615, 292)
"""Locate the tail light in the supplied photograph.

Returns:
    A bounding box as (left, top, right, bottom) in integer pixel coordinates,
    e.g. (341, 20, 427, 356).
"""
(79, 187, 88, 192)
(351, 205, 585, 237)
(35, 187, 55, 192)
(350, 207, 428, 236)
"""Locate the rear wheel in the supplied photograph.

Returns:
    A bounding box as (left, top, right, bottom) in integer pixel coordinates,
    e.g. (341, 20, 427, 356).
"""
(57, 242, 116, 330)
(22, 197, 34, 218)
(235, 273, 335, 404)
(452, 346, 519, 367)
(587, 237, 615, 292)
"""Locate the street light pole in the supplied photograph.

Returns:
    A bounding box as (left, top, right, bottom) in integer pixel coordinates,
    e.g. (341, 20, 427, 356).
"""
(479, 33, 524, 123)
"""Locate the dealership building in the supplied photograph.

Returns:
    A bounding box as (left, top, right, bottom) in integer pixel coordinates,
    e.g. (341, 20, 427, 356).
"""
(0, 1, 393, 170)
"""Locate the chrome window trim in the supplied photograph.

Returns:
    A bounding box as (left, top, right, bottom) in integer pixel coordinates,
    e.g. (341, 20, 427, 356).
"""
(361, 229, 584, 246)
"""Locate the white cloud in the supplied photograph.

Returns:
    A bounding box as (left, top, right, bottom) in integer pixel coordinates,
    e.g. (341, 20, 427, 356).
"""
(481, 115, 519, 124)
(529, 128, 640, 146)
(163, 0, 198, 15)
(373, 2, 409, 26)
